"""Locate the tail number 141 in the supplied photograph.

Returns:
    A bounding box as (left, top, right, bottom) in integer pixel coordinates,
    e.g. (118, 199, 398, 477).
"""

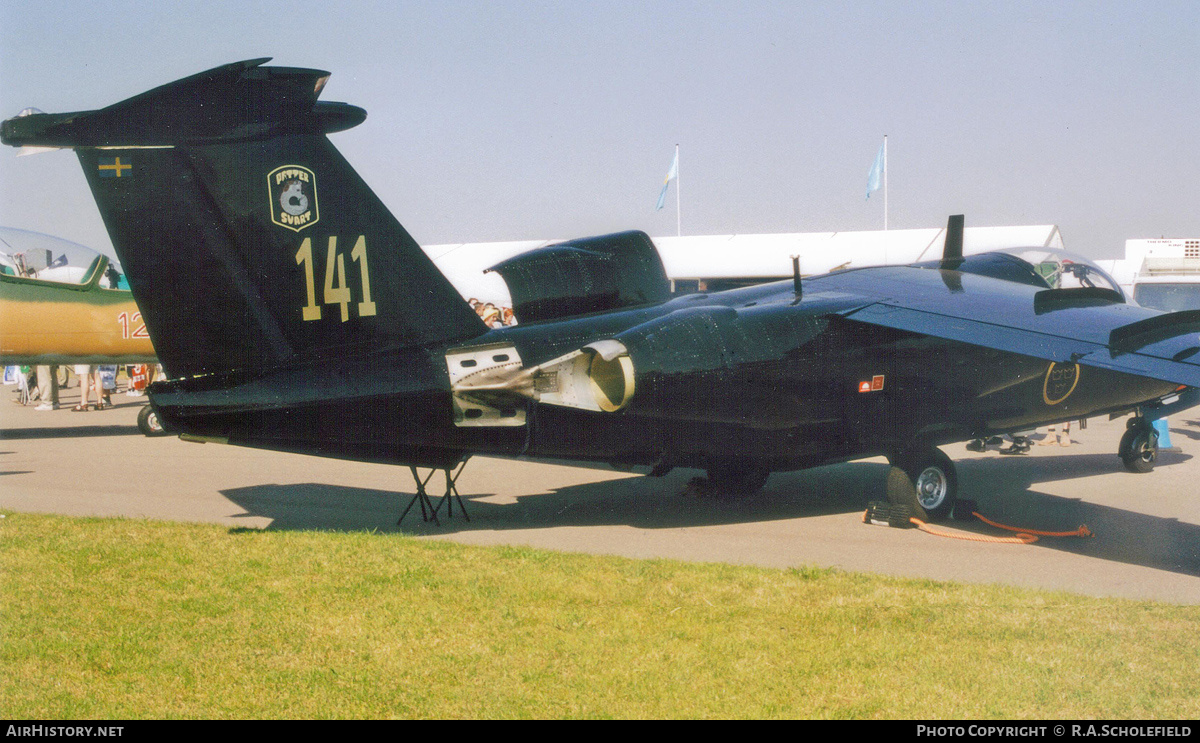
(295, 235, 378, 322)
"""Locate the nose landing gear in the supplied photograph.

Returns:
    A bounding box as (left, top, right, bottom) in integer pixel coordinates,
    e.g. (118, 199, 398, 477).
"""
(1119, 417, 1158, 474)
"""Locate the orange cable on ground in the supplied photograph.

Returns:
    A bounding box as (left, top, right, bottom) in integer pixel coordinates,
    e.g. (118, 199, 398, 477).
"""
(970, 511, 1093, 538)
(862, 508, 1094, 545)
(909, 517, 1038, 544)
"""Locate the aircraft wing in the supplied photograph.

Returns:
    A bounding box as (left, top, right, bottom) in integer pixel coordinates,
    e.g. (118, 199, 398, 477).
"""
(812, 265, 1200, 389)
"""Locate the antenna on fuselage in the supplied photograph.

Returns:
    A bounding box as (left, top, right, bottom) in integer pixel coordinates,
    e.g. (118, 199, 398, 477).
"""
(941, 214, 965, 267)
(792, 254, 802, 300)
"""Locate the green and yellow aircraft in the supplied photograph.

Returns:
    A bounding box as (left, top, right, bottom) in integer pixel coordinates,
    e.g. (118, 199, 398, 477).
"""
(1, 227, 162, 433)
(1, 227, 155, 365)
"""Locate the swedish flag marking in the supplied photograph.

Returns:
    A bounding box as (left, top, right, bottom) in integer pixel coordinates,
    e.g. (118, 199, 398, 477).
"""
(98, 156, 131, 178)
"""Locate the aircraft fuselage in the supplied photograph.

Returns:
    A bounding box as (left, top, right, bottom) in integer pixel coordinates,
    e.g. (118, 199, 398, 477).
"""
(0, 263, 155, 366)
(149, 276, 1178, 474)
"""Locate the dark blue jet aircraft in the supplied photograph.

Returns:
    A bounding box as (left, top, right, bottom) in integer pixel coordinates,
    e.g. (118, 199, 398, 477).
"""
(5, 59, 1199, 521)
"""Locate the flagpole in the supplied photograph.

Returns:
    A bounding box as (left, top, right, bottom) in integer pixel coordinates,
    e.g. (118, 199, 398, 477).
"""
(675, 144, 681, 237)
(883, 135, 888, 232)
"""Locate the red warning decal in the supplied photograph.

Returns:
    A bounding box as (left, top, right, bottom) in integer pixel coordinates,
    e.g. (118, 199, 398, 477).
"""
(859, 375, 886, 393)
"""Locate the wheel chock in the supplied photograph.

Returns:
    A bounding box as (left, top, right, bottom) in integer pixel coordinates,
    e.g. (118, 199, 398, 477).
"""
(864, 501, 917, 529)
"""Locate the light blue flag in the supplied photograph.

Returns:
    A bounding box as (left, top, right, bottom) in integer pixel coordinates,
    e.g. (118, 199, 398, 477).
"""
(866, 141, 884, 199)
(656, 149, 678, 211)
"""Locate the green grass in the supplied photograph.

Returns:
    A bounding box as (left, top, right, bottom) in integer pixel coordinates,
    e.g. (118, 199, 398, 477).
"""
(2, 511, 1198, 719)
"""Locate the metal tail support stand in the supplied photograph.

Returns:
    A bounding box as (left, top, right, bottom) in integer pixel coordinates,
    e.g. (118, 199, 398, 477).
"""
(398, 460, 471, 526)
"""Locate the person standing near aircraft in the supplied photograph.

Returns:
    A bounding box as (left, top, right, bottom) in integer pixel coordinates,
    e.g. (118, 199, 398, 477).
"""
(1039, 421, 1072, 447)
(480, 304, 502, 328)
(97, 364, 116, 407)
(71, 364, 89, 411)
(72, 364, 102, 411)
(34, 364, 58, 410)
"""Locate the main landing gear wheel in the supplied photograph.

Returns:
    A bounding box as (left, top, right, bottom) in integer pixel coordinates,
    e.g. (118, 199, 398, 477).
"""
(887, 447, 958, 522)
(137, 404, 168, 437)
(1119, 420, 1158, 474)
(704, 464, 770, 497)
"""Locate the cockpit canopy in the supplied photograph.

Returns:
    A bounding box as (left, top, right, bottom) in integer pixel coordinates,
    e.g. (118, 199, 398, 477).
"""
(1001, 248, 1124, 295)
(0, 227, 127, 289)
(917, 247, 1125, 301)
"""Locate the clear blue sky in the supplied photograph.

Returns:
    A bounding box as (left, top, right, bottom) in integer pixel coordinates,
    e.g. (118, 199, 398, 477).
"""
(1, 0, 1197, 259)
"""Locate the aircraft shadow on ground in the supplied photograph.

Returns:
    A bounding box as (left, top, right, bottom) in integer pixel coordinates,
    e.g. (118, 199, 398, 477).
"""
(221, 449, 1200, 579)
(222, 462, 881, 535)
(1167, 419, 1200, 442)
(954, 452, 1200, 577)
(0, 425, 142, 440)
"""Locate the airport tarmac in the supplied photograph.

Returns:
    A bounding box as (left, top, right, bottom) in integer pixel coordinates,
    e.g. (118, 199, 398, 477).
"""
(3, 384, 1199, 603)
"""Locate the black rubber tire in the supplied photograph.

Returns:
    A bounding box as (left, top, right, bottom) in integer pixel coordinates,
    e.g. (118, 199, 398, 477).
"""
(137, 404, 168, 437)
(1119, 426, 1157, 473)
(890, 447, 958, 522)
(705, 465, 770, 497)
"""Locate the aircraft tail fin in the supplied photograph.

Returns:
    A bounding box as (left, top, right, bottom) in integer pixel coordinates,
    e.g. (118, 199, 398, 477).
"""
(2, 59, 487, 377)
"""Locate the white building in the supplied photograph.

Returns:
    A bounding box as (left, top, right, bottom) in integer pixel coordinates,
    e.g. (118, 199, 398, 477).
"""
(1098, 238, 1200, 312)
(425, 224, 1064, 303)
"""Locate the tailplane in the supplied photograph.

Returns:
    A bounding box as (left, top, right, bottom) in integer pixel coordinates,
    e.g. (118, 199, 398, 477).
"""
(2, 59, 486, 377)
